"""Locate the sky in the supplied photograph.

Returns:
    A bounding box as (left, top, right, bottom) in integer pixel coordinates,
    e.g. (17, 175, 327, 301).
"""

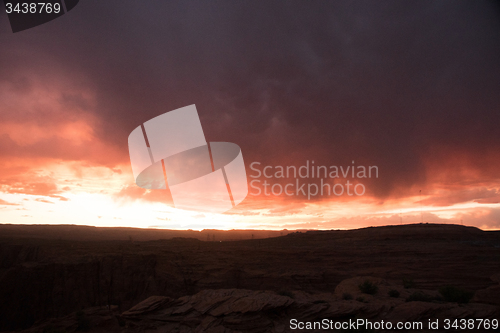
(1, 0, 500, 230)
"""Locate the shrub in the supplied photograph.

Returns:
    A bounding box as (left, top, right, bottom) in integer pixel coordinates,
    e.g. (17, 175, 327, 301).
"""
(388, 289, 400, 298)
(342, 293, 353, 300)
(356, 296, 366, 303)
(277, 290, 295, 299)
(358, 280, 378, 295)
(313, 300, 328, 304)
(115, 315, 126, 327)
(403, 278, 415, 289)
(406, 292, 439, 303)
(43, 326, 65, 333)
(76, 311, 90, 331)
(439, 286, 473, 304)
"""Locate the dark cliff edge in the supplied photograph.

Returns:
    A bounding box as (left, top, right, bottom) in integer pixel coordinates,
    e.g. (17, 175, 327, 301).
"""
(0, 223, 499, 331)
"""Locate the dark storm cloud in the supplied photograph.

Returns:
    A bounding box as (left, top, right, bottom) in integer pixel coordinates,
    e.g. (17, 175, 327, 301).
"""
(1, 0, 499, 199)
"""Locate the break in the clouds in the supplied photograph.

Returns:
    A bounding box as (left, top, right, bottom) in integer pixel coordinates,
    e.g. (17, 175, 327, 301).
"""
(0, 0, 499, 228)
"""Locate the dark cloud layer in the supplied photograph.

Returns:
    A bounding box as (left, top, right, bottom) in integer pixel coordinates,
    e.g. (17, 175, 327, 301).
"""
(1, 0, 500, 200)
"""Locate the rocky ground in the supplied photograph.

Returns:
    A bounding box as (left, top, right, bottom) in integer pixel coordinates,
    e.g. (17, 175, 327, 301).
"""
(1, 223, 499, 332)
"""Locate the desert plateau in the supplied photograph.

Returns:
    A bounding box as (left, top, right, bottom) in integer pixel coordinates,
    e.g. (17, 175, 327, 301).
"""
(0, 223, 499, 332)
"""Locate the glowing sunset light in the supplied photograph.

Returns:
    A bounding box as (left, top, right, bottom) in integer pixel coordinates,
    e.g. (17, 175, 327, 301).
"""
(0, 0, 499, 231)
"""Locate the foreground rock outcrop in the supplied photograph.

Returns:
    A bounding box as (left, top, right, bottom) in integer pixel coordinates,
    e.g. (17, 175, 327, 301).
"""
(472, 273, 500, 306)
(20, 282, 500, 333)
